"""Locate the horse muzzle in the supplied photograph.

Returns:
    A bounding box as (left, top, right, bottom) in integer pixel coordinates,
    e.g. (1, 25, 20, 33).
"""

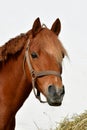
(47, 85, 65, 106)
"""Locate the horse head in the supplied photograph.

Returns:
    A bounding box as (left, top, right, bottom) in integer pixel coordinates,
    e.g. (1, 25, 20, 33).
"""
(25, 18, 67, 106)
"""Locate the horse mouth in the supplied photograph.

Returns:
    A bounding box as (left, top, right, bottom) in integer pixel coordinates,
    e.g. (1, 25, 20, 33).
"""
(47, 97, 63, 106)
(48, 101, 62, 106)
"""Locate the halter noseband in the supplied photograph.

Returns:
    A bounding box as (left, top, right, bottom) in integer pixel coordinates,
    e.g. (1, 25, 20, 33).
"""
(25, 39, 61, 103)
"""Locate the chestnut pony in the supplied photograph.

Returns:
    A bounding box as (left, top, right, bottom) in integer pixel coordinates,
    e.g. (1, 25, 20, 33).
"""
(0, 18, 67, 130)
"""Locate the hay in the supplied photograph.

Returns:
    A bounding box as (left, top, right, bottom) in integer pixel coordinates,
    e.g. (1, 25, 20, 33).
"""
(55, 111, 87, 130)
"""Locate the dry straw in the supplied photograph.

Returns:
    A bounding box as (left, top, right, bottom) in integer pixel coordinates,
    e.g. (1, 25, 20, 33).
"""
(55, 111, 87, 130)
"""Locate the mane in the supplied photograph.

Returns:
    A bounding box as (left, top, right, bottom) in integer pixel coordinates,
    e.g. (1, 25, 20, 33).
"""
(56, 39, 68, 62)
(0, 31, 31, 62)
(0, 25, 45, 63)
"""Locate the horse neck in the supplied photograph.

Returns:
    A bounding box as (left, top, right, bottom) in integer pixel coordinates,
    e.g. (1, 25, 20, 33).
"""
(0, 47, 32, 112)
(0, 47, 32, 92)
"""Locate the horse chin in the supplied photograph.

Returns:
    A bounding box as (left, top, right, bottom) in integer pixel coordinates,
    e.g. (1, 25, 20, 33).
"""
(48, 101, 62, 106)
(47, 98, 62, 106)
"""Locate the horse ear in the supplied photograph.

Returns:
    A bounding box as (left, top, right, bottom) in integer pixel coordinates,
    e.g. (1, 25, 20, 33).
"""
(32, 17, 42, 37)
(51, 18, 61, 36)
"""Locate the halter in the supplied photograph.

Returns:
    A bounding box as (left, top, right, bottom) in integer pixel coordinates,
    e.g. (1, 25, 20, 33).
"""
(25, 39, 61, 103)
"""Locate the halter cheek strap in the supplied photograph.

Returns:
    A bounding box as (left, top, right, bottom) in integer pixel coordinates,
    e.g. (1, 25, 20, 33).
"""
(25, 39, 61, 103)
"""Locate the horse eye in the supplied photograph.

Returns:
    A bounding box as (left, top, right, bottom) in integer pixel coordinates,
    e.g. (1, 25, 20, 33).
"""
(62, 53, 65, 58)
(31, 52, 38, 58)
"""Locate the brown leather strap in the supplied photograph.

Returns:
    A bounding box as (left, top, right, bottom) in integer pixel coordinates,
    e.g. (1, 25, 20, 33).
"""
(31, 70, 61, 79)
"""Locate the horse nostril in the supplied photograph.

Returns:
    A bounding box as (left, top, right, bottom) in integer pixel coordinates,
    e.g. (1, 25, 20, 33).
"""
(61, 85, 65, 96)
(48, 85, 56, 96)
(48, 85, 65, 97)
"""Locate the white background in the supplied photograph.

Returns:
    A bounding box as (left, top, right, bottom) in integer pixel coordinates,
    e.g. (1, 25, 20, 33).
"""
(0, 0, 87, 130)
